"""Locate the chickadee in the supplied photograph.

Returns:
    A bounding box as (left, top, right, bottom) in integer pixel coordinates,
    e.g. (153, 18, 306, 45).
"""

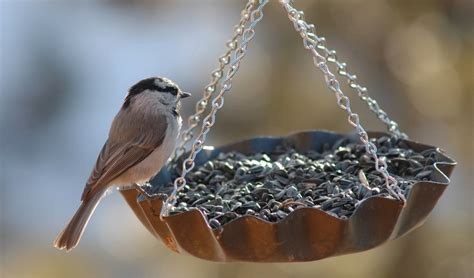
(54, 77, 191, 251)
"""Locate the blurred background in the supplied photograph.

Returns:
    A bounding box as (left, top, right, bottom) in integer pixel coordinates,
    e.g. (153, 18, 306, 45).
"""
(1, 0, 472, 277)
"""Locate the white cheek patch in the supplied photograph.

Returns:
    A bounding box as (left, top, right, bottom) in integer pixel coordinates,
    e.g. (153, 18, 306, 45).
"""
(163, 93, 177, 103)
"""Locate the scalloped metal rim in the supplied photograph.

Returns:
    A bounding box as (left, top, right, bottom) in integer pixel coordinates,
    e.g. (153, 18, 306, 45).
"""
(120, 130, 456, 262)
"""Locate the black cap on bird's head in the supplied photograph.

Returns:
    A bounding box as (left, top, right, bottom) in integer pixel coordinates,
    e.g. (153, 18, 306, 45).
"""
(124, 77, 191, 108)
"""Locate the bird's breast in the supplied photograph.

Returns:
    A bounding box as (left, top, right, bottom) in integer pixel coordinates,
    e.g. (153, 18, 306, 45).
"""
(114, 114, 181, 186)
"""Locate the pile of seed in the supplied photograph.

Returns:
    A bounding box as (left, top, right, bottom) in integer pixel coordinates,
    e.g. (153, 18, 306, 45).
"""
(149, 136, 439, 228)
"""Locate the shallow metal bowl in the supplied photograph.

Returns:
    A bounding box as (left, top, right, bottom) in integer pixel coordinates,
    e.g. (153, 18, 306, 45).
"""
(120, 130, 455, 262)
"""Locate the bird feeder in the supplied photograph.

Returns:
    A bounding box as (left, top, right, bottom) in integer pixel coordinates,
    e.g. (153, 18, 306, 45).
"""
(120, 0, 456, 262)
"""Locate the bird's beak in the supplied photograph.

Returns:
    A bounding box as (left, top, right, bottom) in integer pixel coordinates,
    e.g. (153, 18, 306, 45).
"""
(180, 91, 192, 98)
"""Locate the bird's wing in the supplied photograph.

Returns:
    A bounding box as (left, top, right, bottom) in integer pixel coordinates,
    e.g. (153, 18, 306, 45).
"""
(81, 113, 168, 201)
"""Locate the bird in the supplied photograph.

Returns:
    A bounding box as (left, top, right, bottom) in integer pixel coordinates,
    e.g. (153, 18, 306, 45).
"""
(54, 77, 191, 251)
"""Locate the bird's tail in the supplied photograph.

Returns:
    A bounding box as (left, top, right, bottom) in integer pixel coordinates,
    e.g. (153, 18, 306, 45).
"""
(53, 189, 106, 251)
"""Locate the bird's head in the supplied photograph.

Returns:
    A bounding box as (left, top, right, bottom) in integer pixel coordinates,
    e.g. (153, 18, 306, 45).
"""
(123, 77, 191, 109)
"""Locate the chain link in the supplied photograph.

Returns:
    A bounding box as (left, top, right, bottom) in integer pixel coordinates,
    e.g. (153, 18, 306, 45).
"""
(300, 21, 407, 139)
(161, 0, 269, 216)
(280, 0, 405, 201)
(174, 1, 257, 160)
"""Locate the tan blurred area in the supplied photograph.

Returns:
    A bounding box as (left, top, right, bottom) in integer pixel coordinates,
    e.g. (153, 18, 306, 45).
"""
(0, 0, 472, 277)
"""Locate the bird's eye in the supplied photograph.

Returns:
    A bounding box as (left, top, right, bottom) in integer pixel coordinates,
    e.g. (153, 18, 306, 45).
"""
(164, 86, 178, 95)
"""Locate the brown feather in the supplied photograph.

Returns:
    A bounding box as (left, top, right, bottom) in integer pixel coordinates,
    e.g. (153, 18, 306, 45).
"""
(55, 80, 180, 251)
(81, 112, 168, 201)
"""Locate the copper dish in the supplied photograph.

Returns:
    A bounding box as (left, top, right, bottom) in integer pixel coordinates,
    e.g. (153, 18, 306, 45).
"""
(120, 130, 456, 262)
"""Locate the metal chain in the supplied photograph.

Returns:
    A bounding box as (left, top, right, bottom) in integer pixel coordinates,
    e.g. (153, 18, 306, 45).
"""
(174, 0, 257, 160)
(279, 0, 405, 201)
(161, 0, 269, 216)
(297, 20, 407, 139)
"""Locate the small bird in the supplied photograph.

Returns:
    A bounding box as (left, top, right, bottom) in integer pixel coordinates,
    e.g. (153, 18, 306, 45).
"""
(54, 77, 191, 251)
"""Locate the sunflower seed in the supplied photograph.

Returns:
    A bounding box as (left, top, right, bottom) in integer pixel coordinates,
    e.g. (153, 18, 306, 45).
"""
(153, 136, 440, 227)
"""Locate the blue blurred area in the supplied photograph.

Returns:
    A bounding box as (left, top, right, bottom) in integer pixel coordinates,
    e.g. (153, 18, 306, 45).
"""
(1, 1, 472, 277)
(1, 1, 236, 230)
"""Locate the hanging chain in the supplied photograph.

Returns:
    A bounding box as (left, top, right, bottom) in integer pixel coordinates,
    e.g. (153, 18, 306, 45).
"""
(280, 0, 405, 201)
(298, 20, 407, 139)
(161, 0, 269, 216)
(174, 0, 257, 160)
